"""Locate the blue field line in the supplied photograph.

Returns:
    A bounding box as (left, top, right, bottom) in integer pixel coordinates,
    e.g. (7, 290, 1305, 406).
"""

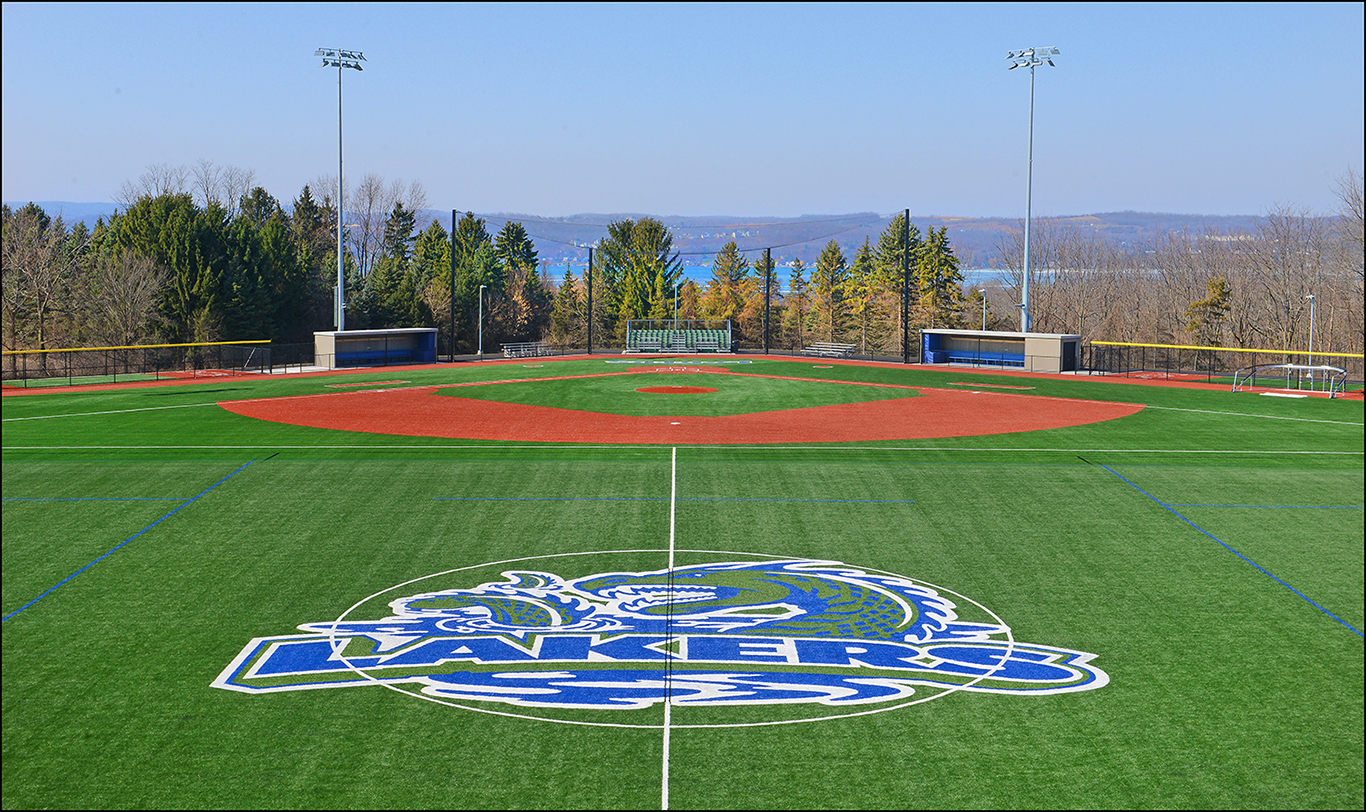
(1100, 464, 1363, 638)
(3, 497, 187, 502)
(1166, 503, 1364, 510)
(432, 496, 915, 504)
(2, 461, 255, 623)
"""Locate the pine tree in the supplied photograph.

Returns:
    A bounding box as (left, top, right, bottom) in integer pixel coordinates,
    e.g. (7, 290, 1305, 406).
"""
(492, 222, 549, 343)
(594, 217, 681, 343)
(783, 259, 809, 349)
(381, 201, 417, 268)
(550, 267, 583, 347)
(701, 241, 749, 324)
(811, 240, 849, 342)
(875, 212, 923, 343)
(1186, 275, 1231, 345)
(917, 227, 964, 328)
(449, 213, 502, 352)
(848, 238, 881, 353)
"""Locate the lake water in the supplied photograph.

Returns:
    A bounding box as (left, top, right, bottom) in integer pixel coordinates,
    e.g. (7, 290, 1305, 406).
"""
(675, 267, 1008, 289)
(547, 266, 1009, 290)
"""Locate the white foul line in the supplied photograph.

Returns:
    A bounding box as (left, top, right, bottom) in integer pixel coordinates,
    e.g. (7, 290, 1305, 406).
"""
(662, 446, 676, 810)
(1142, 404, 1360, 426)
(1, 402, 217, 421)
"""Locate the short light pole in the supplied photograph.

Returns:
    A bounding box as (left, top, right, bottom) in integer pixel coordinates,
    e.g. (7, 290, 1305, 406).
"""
(979, 288, 988, 330)
(1305, 293, 1316, 384)
(1007, 46, 1059, 334)
(478, 284, 487, 359)
(315, 47, 365, 332)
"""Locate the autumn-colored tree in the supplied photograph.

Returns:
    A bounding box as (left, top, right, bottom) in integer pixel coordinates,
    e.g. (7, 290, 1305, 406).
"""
(810, 241, 849, 342)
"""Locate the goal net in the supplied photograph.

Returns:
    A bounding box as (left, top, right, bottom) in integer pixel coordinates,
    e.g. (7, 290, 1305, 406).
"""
(1232, 364, 1349, 398)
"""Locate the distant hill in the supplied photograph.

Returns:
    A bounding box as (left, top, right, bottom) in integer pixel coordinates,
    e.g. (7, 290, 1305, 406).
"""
(452, 210, 1274, 270)
(3, 201, 121, 228)
(3, 201, 1281, 270)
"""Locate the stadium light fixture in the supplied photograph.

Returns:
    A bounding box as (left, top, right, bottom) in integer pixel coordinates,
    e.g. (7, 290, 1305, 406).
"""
(1006, 46, 1059, 333)
(315, 47, 365, 331)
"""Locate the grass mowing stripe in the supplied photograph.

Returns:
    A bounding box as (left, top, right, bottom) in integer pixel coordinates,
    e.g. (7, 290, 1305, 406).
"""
(1, 460, 253, 623)
(1100, 463, 1364, 638)
(0, 402, 218, 421)
(2, 497, 187, 502)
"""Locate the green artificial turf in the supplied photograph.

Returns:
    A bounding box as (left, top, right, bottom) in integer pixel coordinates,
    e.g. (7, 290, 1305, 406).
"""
(2, 357, 1362, 809)
(437, 371, 921, 416)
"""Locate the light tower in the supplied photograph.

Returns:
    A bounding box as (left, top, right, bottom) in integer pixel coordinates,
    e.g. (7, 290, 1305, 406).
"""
(1007, 46, 1059, 333)
(315, 47, 365, 331)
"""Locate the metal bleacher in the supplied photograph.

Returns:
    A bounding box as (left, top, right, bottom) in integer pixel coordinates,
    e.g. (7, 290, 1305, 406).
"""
(625, 320, 731, 353)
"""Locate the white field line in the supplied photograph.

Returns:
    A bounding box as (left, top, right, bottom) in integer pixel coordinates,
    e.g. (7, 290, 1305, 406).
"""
(662, 446, 677, 811)
(1, 402, 217, 421)
(1142, 404, 1362, 426)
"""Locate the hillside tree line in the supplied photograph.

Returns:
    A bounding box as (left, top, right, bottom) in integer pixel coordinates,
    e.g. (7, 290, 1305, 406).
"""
(4, 164, 1361, 364)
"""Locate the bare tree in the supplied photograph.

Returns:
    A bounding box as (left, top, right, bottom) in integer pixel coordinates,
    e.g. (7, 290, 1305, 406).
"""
(1, 210, 84, 351)
(191, 159, 225, 209)
(86, 248, 168, 347)
(1246, 205, 1328, 354)
(403, 179, 430, 230)
(348, 175, 430, 274)
(221, 165, 257, 220)
(114, 163, 190, 209)
(1335, 167, 1364, 285)
(351, 173, 387, 275)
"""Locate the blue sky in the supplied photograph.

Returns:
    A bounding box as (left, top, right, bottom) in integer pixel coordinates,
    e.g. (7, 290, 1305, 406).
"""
(3, 2, 1361, 218)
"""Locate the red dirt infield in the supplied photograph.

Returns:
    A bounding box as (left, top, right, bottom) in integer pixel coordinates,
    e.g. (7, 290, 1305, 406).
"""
(217, 369, 1144, 444)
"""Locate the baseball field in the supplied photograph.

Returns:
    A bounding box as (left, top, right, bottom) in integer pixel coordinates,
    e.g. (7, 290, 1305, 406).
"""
(2, 355, 1361, 809)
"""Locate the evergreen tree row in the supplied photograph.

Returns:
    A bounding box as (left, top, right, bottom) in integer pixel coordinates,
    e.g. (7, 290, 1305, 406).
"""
(1, 191, 551, 355)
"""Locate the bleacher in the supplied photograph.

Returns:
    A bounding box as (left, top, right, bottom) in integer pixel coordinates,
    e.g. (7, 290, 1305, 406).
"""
(501, 341, 556, 359)
(801, 342, 857, 358)
(625, 328, 731, 353)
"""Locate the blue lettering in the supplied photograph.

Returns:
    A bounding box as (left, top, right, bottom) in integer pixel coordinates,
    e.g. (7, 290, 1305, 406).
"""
(688, 636, 793, 663)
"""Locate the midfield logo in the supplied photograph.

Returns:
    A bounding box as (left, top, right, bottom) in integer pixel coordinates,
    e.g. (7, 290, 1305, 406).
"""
(214, 559, 1107, 710)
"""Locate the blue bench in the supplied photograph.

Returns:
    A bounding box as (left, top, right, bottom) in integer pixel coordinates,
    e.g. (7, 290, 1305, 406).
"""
(943, 351, 1024, 367)
(336, 349, 416, 367)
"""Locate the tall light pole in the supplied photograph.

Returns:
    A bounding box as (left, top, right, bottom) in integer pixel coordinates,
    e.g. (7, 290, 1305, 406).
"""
(316, 47, 365, 332)
(478, 284, 487, 359)
(1007, 46, 1058, 333)
(979, 288, 988, 330)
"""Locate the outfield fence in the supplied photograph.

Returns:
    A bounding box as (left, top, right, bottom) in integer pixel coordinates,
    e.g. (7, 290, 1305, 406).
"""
(1086, 341, 1364, 389)
(2, 341, 272, 388)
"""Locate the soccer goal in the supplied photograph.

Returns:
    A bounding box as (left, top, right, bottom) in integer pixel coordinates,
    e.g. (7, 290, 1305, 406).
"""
(1232, 363, 1349, 398)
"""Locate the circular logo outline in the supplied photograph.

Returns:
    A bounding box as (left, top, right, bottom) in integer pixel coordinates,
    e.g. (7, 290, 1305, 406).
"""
(325, 549, 1019, 729)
